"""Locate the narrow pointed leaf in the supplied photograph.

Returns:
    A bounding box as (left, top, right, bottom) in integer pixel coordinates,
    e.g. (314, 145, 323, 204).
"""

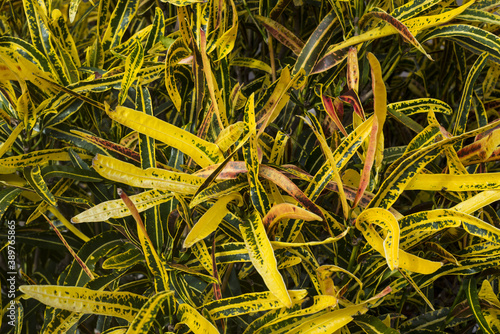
(92, 154, 205, 194)
(72, 189, 172, 223)
(257, 15, 304, 55)
(119, 39, 144, 105)
(205, 290, 307, 320)
(101, 0, 139, 50)
(24, 166, 57, 206)
(184, 193, 242, 248)
(240, 212, 292, 307)
(177, 303, 219, 334)
(293, 10, 338, 75)
(264, 203, 322, 232)
(126, 291, 174, 334)
(106, 105, 224, 167)
(19, 285, 146, 322)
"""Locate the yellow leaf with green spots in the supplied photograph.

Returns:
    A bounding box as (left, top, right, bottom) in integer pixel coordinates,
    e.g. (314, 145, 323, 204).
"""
(177, 303, 219, 334)
(240, 211, 292, 307)
(92, 154, 205, 194)
(184, 193, 242, 248)
(19, 285, 147, 322)
(106, 105, 224, 168)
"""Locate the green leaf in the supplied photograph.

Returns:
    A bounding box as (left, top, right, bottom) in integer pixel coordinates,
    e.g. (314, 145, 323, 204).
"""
(0, 187, 22, 220)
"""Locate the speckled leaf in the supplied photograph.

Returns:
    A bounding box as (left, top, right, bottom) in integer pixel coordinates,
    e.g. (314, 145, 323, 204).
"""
(257, 16, 304, 55)
(453, 52, 489, 136)
(405, 172, 500, 191)
(19, 285, 146, 322)
(126, 291, 174, 334)
(24, 166, 57, 206)
(72, 189, 172, 223)
(0, 147, 92, 174)
(422, 24, 500, 64)
(205, 290, 307, 320)
(243, 94, 271, 217)
(231, 57, 273, 74)
(106, 105, 224, 167)
(165, 38, 190, 112)
(240, 211, 292, 307)
(92, 154, 205, 194)
(177, 303, 219, 334)
(293, 10, 337, 75)
(323, 1, 474, 60)
(184, 193, 242, 248)
(387, 98, 453, 116)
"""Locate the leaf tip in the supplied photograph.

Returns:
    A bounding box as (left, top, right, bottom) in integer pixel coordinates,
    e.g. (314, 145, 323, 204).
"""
(18, 285, 30, 295)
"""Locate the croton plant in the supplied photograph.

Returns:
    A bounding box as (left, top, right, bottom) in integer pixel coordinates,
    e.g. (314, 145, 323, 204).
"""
(1, 0, 500, 333)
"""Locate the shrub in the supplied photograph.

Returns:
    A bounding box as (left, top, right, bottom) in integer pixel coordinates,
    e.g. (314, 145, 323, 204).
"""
(1, 0, 500, 333)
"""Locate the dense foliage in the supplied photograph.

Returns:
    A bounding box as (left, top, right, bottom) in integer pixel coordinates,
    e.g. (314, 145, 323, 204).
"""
(1, 0, 500, 333)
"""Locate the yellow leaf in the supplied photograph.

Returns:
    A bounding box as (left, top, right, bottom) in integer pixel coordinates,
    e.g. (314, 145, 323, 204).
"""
(184, 193, 242, 248)
(367, 52, 387, 173)
(0, 123, 23, 159)
(271, 230, 348, 249)
(215, 121, 248, 152)
(452, 191, 500, 214)
(72, 189, 173, 223)
(356, 208, 443, 274)
(288, 304, 368, 334)
(325, 1, 474, 55)
(19, 285, 146, 322)
(479, 280, 500, 309)
(177, 303, 220, 334)
(205, 290, 308, 320)
(92, 154, 205, 194)
(106, 105, 224, 168)
(240, 212, 292, 307)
